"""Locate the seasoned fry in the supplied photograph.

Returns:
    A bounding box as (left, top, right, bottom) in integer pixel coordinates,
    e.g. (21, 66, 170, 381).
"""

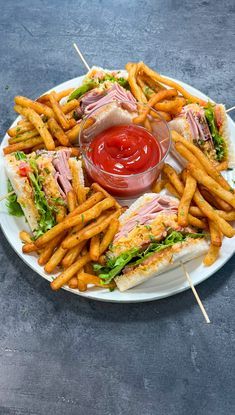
(35, 197, 113, 247)
(61, 100, 79, 114)
(154, 97, 185, 113)
(62, 209, 121, 249)
(199, 186, 232, 212)
(89, 234, 100, 261)
(19, 231, 32, 244)
(178, 173, 197, 226)
(91, 182, 122, 209)
(165, 182, 181, 198)
(7, 122, 34, 137)
(44, 244, 67, 273)
(14, 105, 55, 150)
(187, 163, 235, 208)
(216, 210, 235, 221)
(126, 62, 147, 103)
(134, 89, 178, 124)
(156, 111, 172, 122)
(139, 62, 206, 105)
(193, 189, 235, 238)
(67, 190, 77, 213)
(172, 131, 232, 191)
(163, 164, 184, 195)
(78, 272, 116, 290)
(22, 242, 38, 253)
(66, 118, 94, 143)
(50, 253, 91, 290)
(62, 240, 87, 268)
(38, 233, 66, 266)
(49, 91, 70, 130)
(37, 88, 74, 103)
(8, 129, 39, 144)
(77, 269, 88, 291)
(69, 160, 86, 204)
(189, 206, 205, 218)
(14, 96, 54, 118)
(68, 276, 79, 289)
(99, 219, 119, 255)
(188, 214, 207, 229)
(48, 117, 70, 146)
(203, 244, 220, 266)
(56, 206, 66, 223)
(152, 178, 166, 193)
(216, 161, 228, 171)
(209, 221, 222, 247)
(3, 136, 44, 155)
(174, 142, 205, 171)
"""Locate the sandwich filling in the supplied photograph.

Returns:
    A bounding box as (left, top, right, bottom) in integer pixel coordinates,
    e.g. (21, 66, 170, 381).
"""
(181, 103, 227, 162)
(5, 149, 76, 237)
(94, 195, 206, 284)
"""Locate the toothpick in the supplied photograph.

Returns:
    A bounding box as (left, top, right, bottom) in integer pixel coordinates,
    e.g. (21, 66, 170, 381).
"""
(0, 190, 15, 202)
(226, 106, 235, 113)
(73, 43, 91, 71)
(180, 261, 210, 324)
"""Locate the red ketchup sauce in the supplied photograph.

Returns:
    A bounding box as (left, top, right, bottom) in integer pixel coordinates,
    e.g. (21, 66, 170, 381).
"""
(87, 124, 162, 175)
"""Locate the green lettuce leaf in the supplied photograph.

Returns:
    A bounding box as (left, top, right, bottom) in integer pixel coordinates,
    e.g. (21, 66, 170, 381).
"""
(67, 79, 98, 101)
(94, 231, 205, 284)
(204, 104, 226, 161)
(6, 179, 24, 217)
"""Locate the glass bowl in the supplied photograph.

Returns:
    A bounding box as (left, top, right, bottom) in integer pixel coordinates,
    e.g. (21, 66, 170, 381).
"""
(79, 100, 171, 198)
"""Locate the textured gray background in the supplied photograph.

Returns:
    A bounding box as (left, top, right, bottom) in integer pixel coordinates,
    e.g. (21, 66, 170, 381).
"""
(0, 0, 235, 414)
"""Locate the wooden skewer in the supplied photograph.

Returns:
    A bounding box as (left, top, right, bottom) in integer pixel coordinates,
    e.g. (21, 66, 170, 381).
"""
(73, 43, 91, 71)
(0, 190, 15, 202)
(180, 261, 210, 324)
(226, 106, 235, 113)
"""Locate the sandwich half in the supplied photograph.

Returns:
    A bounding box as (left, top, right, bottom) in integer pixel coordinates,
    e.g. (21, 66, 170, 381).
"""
(5, 149, 84, 238)
(169, 103, 234, 166)
(94, 193, 209, 291)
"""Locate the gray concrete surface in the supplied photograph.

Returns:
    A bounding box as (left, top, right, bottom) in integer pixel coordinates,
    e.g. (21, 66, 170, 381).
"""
(0, 0, 235, 414)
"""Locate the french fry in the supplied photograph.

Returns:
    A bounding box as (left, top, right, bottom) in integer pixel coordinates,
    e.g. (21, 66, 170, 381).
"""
(134, 89, 178, 124)
(66, 118, 94, 143)
(188, 214, 207, 229)
(50, 252, 91, 290)
(209, 221, 222, 247)
(48, 117, 70, 146)
(37, 88, 74, 103)
(77, 269, 87, 291)
(203, 244, 220, 266)
(91, 182, 121, 209)
(174, 142, 205, 171)
(62, 209, 121, 249)
(216, 210, 235, 221)
(84, 261, 95, 275)
(139, 62, 206, 105)
(49, 91, 70, 130)
(35, 196, 113, 248)
(69, 160, 86, 204)
(67, 190, 77, 213)
(78, 272, 116, 289)
(19, 230, 32, 244)
(68, 276, 79, 289)
(193, 189, 235, 238)
(14, 96, 54, 118)
(38, 233, 66, 266)
(163, 164, 184, 195)
(99, 219, 119, 255)
(22, 242, 38, 253)
(56, 206, 66, 223)
(62, 240, 87, 268)
(61, 100, 79, 114)
(178, 173, 197, 226)
(151, 178, 166, 193)
(187, 163, 235, 208)
(126, 62, 147, 103)
(31, 143, 46, 152)
(199, 185, 232, 212)
(89, 234, 100, 261)
(189, 206, 205, 217)
(3, 136, 44, 155)
(165, 182, 181, 198)
(216, 161, 228, 171)
(7, 122, 34, 137)
(172, 131, 232, 191)
(154, 97, 184, 113)
(156, 111, 172, 122)
(44, 244, 67, 273)
(14, 105, 55, 150)
(8, 129, 39, 144)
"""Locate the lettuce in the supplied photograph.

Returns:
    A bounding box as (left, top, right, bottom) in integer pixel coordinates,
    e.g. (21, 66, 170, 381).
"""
(67, 79, 98, 101)
(94, 231, 205, 284)
(6, 179, 24, 217)
(204, 104, 226, 161)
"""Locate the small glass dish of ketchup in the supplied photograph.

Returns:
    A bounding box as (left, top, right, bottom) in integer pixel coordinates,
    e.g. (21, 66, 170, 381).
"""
(79, 101, 171, 198)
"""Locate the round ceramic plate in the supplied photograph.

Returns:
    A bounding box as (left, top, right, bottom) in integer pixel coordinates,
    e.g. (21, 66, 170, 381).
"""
(0, 73, 234, 302)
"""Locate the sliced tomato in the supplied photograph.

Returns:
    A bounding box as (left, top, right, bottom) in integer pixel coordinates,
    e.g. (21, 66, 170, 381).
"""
(18, 162, 31, 177)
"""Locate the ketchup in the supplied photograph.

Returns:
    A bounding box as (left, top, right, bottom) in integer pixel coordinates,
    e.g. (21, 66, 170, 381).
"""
(87, 124, 162, 175)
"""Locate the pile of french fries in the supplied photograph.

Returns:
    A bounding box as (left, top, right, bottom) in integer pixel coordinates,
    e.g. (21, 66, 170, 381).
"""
(3, 89, 86, 155)
(126, 61, 206, 124)
(20, 182, 122, 292)
(152, 130, 235, 265)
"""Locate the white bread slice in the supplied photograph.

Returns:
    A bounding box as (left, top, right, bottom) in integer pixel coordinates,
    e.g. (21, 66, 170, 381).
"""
(115, 237, 209, 291)
(216, 104, 235, 167)
(4, 155, 39, 232)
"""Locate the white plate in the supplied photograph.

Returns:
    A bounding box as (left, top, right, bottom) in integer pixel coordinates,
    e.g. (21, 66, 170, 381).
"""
(0, 73, 234, 303)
